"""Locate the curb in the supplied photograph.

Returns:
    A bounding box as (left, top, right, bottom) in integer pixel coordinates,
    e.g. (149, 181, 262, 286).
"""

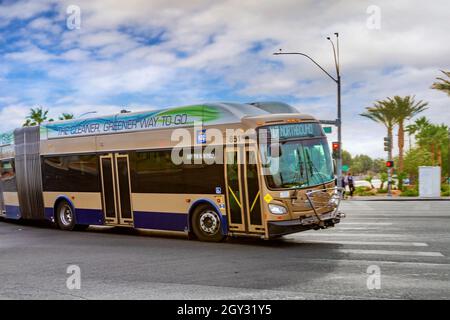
(347, 197, 450, 202)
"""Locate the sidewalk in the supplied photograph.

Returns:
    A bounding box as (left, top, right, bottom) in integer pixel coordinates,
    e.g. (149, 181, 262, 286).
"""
(346, 196, 450, 201)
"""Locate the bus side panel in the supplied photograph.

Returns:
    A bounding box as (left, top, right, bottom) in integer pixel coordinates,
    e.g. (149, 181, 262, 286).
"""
(3, 192, 21, 219)
(41, 154, 103, 225)
(133, 211, 188, 232)
(43, 192, 104, 225)
(0, 176, 5, 215)
(129, 148, 226, 233)
(1, 158, 21, 219)
(132, 194, 226, 232)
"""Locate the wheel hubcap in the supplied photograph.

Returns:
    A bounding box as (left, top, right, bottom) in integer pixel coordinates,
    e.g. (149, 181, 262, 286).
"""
(199, 211, 220, 235)
(59, 205, 73, 226)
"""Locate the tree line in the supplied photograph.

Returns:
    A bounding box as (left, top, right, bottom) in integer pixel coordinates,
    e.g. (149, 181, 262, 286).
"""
(358, 70, 449, 182)
(23, 107, 73, 126)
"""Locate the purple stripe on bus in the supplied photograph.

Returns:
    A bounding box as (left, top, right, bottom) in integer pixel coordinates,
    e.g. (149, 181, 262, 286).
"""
(44, 207, 104, 226)
(5, 205, 21, 220)
(74, 208, 104, 225)
(133, 211, 188, 232)
(44, 207, 53, 220)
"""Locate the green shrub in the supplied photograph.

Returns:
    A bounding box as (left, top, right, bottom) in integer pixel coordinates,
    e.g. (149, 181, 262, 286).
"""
(354, 186, 369, 196)
(397, 172, 407, 191)
(377, 188, 388, 194)
(354, 186, 376, 196)
(400, 189, 419, 197)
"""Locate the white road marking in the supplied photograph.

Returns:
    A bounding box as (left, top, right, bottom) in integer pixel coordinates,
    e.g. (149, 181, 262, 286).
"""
(340, 222, 393, 226)
(345, 214, 442, 217)
(298, 240, 428, 247)
(295, 233, 407, 238)
(336, 249, 444, 257)
(337, 227, 379, 230)
(306, 258, 450, 268)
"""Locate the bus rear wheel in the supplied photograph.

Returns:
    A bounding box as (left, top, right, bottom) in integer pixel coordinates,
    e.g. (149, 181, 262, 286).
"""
(56, 200, 76, 231)
(192, 205, 225, 242)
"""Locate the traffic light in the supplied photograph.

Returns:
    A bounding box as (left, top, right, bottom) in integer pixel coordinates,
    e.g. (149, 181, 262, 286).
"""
(384, 136, 391, 151)
(386, 160, 394, 168)
(332, 141, 340, 159)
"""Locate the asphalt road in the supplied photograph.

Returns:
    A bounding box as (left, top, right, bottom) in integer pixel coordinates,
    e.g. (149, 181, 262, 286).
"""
(1, 200, 449, 300)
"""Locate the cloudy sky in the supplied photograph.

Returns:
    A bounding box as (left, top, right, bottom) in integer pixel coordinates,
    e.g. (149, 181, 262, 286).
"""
(0, 0, 449, 158)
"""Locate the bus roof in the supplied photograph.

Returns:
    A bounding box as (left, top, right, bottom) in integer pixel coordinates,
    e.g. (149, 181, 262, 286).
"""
(0, 101, 315, 145)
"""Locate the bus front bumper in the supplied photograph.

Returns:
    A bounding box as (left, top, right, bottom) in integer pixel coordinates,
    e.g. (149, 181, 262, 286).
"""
(267, 210, 346, 238)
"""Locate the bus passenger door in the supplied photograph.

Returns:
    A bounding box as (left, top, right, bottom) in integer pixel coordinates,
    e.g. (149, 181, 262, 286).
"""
(225, 146, 264, 234)
(99, 153, 134, 226)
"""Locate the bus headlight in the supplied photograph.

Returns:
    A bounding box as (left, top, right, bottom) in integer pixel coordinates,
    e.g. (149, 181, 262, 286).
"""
(268, 204, 287, 215)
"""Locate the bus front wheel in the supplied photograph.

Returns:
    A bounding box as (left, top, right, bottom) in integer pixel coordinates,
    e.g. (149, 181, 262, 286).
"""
(192, 205, 225, 242)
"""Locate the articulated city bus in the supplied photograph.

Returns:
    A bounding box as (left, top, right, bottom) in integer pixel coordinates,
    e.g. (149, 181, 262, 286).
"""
(0, 102, 344, 241)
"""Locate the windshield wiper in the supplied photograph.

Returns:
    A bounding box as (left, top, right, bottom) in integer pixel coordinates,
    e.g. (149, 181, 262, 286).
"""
(304, 149, 327, 190)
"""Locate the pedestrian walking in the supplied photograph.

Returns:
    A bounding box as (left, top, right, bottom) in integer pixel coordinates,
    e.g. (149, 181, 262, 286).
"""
(347, 172, 355, 197)
(341, 176, 347, 199)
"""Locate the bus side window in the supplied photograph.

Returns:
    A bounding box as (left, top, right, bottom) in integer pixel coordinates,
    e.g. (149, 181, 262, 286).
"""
(0, 159, 16, 192)
(42, 155, 100, 192)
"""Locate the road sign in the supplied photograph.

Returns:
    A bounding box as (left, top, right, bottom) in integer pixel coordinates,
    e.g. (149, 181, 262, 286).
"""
(323, 126, 332, 134)
(342, 165, 349, 172)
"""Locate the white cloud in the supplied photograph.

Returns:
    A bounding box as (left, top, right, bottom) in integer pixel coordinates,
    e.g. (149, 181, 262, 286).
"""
(4, 44, 57, 63)
(0, 0, 449, 158)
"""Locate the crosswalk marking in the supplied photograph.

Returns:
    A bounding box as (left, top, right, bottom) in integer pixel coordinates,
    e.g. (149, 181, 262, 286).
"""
(294, 207, 446, 262)
(337, 227, 380, 230)
(336, 249, 444, 257)
(297, 240, 428, 247)
(340, 222, 393, 225)
(296, 233, 406, 238)
(304, 258, 450, 268)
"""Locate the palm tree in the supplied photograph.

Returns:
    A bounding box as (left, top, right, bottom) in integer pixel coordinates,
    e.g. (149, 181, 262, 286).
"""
(406, 116, 430, 151)
(431, 70, 450, 96)
(23, 107, 53, 126)
(360, 100, 398, 160)
(379, 172, 388, 190)
(416, 123, 449, 167)
(364, 175, 374, 189)
(406, 116, 430, 136)
(59, 113, 74, 120)
(388, 96, 428, 172)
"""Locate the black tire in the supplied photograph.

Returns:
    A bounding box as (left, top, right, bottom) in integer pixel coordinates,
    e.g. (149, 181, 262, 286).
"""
(192, 204, 225, 242)
(55, 200, 76, 231)
(74, 224, 90, 231)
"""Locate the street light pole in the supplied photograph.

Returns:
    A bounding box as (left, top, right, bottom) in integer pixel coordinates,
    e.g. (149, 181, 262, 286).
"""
(336, 73, 342, 188)
(273, 33, 342, 187)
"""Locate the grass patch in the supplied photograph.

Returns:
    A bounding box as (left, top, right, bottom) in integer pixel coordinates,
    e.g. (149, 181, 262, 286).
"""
(400, 189, 419, 197)
(354, 186, 376, 196)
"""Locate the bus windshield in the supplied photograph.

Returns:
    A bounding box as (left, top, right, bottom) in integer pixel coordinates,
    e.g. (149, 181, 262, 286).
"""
(260, 138, 334, 189)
